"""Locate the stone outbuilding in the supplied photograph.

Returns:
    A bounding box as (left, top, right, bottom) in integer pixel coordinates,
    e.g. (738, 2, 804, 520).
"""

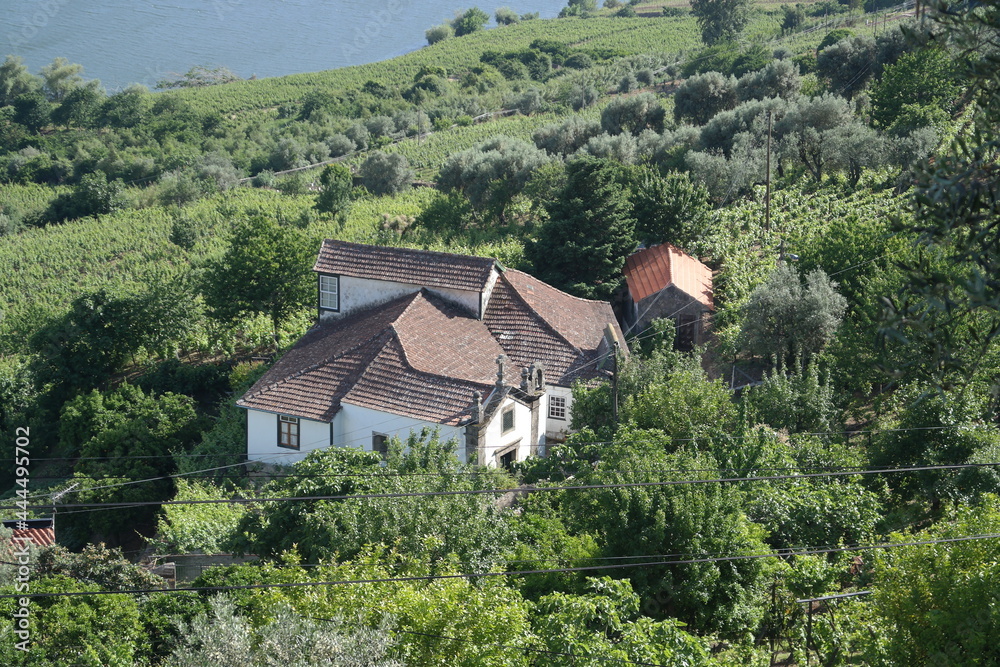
(622, 244, 713, 349)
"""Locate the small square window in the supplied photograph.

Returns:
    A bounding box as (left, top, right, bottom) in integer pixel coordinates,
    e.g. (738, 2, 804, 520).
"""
(278, 415, 299, 449)
(549, 396, 567, 420)
(372, 433, 388, 456)
(501, 407, 515, 434)
(319, 274, 339, 311)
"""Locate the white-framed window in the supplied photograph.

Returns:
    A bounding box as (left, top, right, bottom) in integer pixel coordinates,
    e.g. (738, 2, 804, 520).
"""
(319, 274, 339, 311)
(278, 415, 300, 449)
(549, 396, 567, 420)
(372, 433, 388, 457)
(501, 407, 515, 434)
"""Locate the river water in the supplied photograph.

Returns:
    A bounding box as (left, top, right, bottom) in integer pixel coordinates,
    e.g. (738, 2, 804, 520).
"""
(2, 0, 570, 91)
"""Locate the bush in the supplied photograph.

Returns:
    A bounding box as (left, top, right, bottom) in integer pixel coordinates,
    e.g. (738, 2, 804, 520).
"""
(425, 23, 453, 45)
(495, 6, 519, 24)
(601, 91, 666, 135)
(674, 71, 738, 125)
(327, 133, 355, 157)
(564, 53, 594, 69)
(359, 152, 414, 196)
(452, 7, 490, 36)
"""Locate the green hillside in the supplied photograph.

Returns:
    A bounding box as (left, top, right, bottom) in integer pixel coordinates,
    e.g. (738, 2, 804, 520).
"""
(1, 1, 997, 664)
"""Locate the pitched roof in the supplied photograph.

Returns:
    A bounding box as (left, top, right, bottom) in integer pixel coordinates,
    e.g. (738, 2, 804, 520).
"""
(485, 269, 624, 385)
(314, 240, 497, 293)
(237, 291, 495, 425)
(240, 246, 626, 425)
(623, 244, 713, 308)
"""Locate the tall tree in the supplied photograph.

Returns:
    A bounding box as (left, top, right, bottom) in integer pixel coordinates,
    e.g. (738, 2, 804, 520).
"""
(39, 57, 84, 102)
(0, 55, 40, 107)
(690, 0, 753, 45)
(881, 0, 1000, 389)
(527, 157, 637, 299)
(202, 216, 315, 346)
(315, 163, 353, 220)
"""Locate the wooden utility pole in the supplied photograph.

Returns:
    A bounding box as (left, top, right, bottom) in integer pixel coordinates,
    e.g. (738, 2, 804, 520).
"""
(765, 110, 773, 233)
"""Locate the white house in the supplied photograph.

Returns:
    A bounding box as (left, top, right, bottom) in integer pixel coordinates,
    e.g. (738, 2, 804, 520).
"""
(237, 240, 626, 467)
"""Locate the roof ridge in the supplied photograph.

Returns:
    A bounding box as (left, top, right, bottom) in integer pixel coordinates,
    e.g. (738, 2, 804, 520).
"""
(324, 239, 498, 267)
(503, 267, 617, 306)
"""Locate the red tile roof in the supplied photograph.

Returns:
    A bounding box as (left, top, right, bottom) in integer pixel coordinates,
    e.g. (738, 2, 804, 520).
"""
(623, 244, 713, 308)
(314, 240, 497, 293)
(240, 246, 626, 427)
(238, 291, 495, 425)
(13, 527, 54, 547)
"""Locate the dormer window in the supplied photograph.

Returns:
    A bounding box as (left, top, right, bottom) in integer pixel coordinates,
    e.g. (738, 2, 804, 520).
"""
(319, 275, 339, 311)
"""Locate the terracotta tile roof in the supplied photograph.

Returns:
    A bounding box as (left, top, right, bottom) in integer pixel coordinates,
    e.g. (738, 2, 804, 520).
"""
(346, 338, 491, 426)
(393, 293, 502, 384)
(314, 240, 497, 292)
(13, 527, 55, 547)
(241, 246, 627, 426)
(238, 291, 495, 425)
(485, 270, 623, 385)
(624, 244, 713, 308)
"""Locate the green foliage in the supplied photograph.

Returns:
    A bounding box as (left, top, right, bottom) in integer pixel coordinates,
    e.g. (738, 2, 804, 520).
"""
(315, 163, 353, 219)
(99, 85, 151, 128)
(39, 57, 85, 103)
(359, 151, 414, 196)
(438, 136, 551, 224)
(629, 167, 712, 248)
(0, 576, 143, 666)
(426, 22, 455, 45)
(532, 578, 710, 666)
(866, 496, 1000, 664)
(167, 596, 400, 666)
(527, 157, 636, 299)
(228, 431, 515, 569)
(690, 0, 753, 45)
(495, 7, 520, 25)
(745, 360, 837, 433)
(152, 479, 249, 554)
(600, 91, 666, 136)
(201, 215, 315, 345)
(739, 264, 847, 363)
(869, 46, 961, 130)
(817, 34, 876, 99)
(623, 355, 737, 442)
(560, 430, 774, 637)
(12, 91, 51, 133)
(737, 59, 801, 102)
(57, 384, 205, 545)
(0, 55, 40, 107)
(30, 275, 201, 396)
(870, 383, 1000, 508)
(195, 550, 532, 666)
(452, 7, 491, 37)
(673, 71, 738, 125)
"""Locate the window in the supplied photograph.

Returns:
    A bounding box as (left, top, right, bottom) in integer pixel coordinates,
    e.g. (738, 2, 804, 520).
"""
(501, 407, 515, 434)
(278, 415, 299, 449)
(372, 433, 388, 456)
(319, 274, 339, 311)
(549, 396, 567, 420)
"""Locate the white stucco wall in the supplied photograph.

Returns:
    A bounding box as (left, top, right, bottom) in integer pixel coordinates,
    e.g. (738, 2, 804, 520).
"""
(334, 402, 465, 457)
(247, 410, 332, 463)
(481, 397, 533, 466)
(320, 275, 483, 320)
(545, 385, 574, 441)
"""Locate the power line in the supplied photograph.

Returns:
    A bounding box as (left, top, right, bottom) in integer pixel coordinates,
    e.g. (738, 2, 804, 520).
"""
(9, 459, 1000, 515)
(2, 532, 997, 601)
